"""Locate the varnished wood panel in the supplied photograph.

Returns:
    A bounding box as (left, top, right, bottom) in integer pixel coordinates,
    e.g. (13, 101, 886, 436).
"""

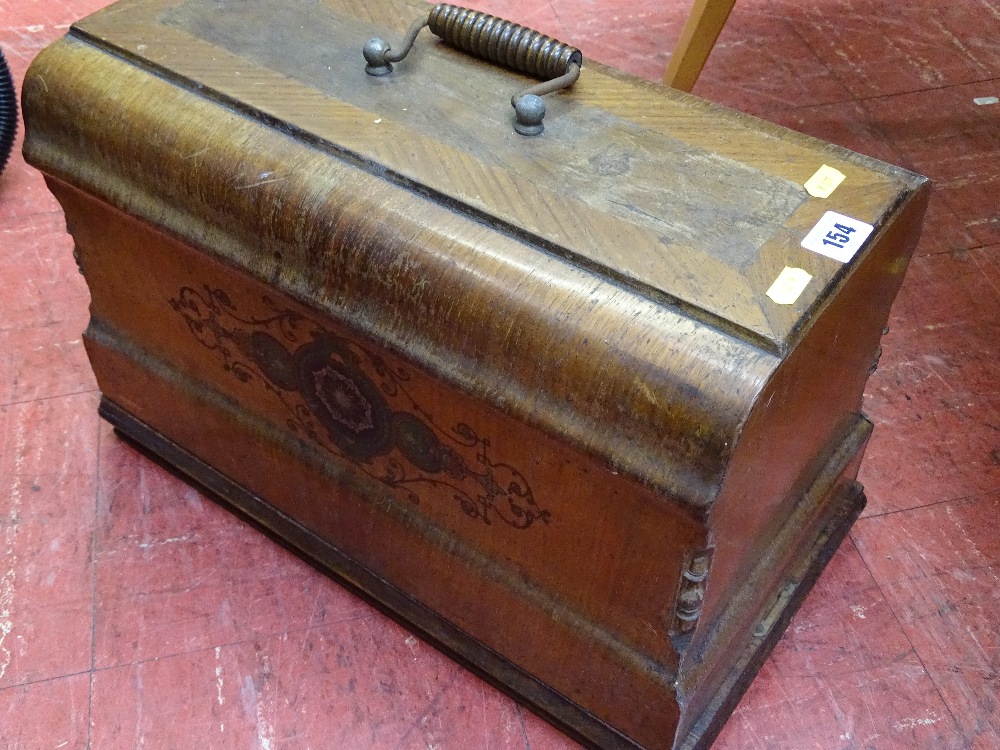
(22, 36, 771, 514)
(19, 2, 930, 748)
(68, 0, 923, 349)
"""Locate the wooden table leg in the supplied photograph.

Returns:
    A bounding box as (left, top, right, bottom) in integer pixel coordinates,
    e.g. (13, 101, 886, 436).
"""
(662, 0, 738, 92)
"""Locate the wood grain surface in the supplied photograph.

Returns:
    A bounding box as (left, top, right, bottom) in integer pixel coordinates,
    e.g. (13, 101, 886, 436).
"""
(69, 0, 922, 350)
(20, 1, 929, 747)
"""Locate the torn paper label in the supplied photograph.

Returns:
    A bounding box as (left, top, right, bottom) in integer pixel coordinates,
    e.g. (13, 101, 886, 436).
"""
(766, 267, 812, 305)
(804, 164, 846, 198)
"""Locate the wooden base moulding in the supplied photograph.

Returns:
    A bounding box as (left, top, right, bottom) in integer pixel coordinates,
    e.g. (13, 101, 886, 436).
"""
(100, 396, 868, 750)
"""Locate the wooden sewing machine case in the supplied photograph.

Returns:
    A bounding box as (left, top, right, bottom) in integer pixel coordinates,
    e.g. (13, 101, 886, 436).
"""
(22, 0, 928, 747)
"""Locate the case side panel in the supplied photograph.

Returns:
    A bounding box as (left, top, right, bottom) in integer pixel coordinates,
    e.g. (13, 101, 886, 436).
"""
(674, 184, 930, 739)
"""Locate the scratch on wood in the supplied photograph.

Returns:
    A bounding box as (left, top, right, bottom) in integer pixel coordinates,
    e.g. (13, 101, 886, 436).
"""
(634, 377, 659, 407)
(236, 175, 288, 190)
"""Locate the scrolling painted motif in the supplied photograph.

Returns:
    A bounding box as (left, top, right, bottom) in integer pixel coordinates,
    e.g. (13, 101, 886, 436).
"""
(169, 285, 550, 530)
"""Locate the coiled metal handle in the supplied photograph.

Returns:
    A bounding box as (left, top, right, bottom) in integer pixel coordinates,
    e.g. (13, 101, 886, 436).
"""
(363, 3, 583, 136)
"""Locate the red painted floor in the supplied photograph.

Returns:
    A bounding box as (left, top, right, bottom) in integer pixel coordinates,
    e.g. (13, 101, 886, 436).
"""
(1, 0, 998, 748)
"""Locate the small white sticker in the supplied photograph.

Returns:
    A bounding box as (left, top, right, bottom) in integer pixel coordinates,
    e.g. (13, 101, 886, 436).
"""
(801, 211, 874, 263)
(766, 267, 813, 305)
(973, 96, 998, 105)
(804, 164, 845, 198)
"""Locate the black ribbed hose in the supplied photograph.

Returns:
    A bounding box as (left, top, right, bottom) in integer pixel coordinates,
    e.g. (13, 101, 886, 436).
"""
(0, 47, 18, 176)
